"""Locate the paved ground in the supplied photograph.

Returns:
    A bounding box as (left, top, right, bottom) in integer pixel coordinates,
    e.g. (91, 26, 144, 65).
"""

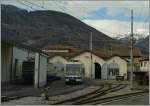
(87, 79, 130, 85)
(2, 79, 147, 97)
(103, 94, 149, 105)
(1, 79, 149, 105)
(2, 86, 100, 105)
(1, 79, 89, 97)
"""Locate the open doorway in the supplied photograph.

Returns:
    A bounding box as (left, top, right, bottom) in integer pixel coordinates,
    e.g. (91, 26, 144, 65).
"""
(94, 63, 101, 79)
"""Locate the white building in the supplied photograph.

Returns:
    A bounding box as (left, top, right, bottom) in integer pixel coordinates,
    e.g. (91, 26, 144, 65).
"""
(101, 56, 128, 80)
(1, 40, 49, 88)
(139, 55, 149, 72)
(48, 51, 128, 80)
(71, 52, 105, 79)
(48, 56, 68, 77)
(71, 52, 128, 80)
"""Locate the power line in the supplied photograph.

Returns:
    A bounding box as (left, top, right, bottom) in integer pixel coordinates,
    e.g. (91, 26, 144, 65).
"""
(18, 1, 126, 36)
(77, 3, 129, 36)
(15, 1, 132, 44)
(53, 1, 67, 13)
(22, 0, 47, 10)
(17, 0, 35, 11)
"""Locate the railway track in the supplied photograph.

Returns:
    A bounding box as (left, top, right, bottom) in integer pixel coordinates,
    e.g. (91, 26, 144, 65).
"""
(53, 84, 127, 105)
(88, 91, 148, 105)
(52, 84, 105, 105)
(72, 84, 127, 105)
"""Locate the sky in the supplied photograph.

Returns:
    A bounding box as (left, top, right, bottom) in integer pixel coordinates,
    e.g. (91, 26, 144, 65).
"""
(1, 0, 149, 38)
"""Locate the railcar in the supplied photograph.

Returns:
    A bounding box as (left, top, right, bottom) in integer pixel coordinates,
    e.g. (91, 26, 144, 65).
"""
(65, 62, 83, 84)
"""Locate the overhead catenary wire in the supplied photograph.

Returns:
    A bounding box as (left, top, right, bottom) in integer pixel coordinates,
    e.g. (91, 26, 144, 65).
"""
(17, 0, 35, 11)
(22, 0, 47, 10)
(53, 1, 68, 13)
(76, 3, 128, 37)
(16, 1, 148, 38)
(14, 1, 141, 46)
(17, 1, 129, 37)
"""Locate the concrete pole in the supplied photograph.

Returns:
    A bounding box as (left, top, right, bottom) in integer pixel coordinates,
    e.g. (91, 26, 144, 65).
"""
(34, 53, 40, 88)
(90, 32, 93, 79)
(130, 10, 134, 89)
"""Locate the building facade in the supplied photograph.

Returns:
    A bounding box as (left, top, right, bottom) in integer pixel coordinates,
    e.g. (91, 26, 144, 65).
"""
(1, 41, 49, 88)
(48, 51, 128, 80)
(48, 56, 68, 77)
(139, 57, 149, 72)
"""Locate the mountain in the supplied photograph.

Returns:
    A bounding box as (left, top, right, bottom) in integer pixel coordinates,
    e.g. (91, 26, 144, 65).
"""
(2, 4, 142, 57)
(136, 36, 149, 50)
(114, 34, 149, 45)
(1, 4, 117, 50)
(114, 36, 130, 44)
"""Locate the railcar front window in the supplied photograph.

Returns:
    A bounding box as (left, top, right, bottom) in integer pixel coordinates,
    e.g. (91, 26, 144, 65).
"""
(66, 64, 81, 75)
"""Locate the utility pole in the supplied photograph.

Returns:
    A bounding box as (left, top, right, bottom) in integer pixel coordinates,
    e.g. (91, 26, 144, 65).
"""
(90, 32, 93, 79)
(110, 43, 112, 56)
(130, 10, 134, 89)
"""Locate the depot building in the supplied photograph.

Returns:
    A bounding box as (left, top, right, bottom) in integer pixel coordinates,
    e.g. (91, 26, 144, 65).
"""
(44, 44, 141, 80)
(1, 38, 49, 88)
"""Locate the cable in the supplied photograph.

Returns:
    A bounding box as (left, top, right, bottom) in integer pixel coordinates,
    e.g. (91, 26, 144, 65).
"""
(17, 0, 35, 11)
(53, 1, 67, 13)
(14, 1, 127, 45)
(18, 1, 125, 37)
(77, 3, 129, 36)
(22, 0, 47, 10)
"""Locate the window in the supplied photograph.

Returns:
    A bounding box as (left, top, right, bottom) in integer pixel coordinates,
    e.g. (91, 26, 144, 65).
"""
(66, 64, 81, 75)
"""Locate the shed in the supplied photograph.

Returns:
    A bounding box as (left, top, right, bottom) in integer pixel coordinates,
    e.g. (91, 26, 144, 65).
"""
(1, 39, 49, 88)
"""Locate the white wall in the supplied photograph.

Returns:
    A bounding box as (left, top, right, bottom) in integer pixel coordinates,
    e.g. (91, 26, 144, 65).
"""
(48, 56, 67, 77)
(101, 63, 108, 80)
(48, 53, 128, 80)
(34, 53, 39, 88)
(140, 60, 149, 72)
(39, 55, 48, 87)
(71, 52, 105, 79)
(49, 56, 68, 64)
(34, 53, 48, 88)
(107, 56, 128, 79)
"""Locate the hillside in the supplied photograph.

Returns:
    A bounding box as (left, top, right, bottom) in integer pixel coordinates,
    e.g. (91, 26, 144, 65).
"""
(1, 4, 117, 50)
(136, 36, 149, 50)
